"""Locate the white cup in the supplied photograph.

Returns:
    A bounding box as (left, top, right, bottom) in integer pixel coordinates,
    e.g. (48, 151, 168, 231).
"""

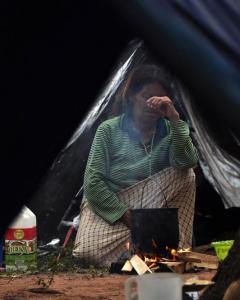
(125, 273, 182, 300)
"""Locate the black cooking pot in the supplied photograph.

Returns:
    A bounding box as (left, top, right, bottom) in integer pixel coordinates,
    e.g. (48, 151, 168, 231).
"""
(130, 208, 179, 254)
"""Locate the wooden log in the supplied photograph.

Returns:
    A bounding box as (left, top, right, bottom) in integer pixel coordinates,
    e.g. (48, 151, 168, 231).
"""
(121, 260, 133, 272)
(192, 261, 218, 270)
(160, 261, 185, 274)
(177, 251, 219, 270)
(178, 251, 218, 261)
(177, 251, 219, 269)
(130, 254, 152, 275)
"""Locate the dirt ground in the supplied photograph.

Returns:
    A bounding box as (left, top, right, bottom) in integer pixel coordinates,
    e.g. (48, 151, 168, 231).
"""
(0, 271, 216, 300)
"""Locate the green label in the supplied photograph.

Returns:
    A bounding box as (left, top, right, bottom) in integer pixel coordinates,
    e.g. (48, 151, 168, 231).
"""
(5, 239, 37, 271)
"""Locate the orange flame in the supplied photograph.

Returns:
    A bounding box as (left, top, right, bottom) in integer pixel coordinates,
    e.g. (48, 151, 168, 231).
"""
(171, 249, 177, 261)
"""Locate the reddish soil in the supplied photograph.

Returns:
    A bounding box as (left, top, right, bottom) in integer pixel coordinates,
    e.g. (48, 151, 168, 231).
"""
(0, 271, 216, 300)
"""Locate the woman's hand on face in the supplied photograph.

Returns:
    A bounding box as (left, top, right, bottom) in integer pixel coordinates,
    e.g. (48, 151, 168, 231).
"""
(120, 210, 131, 229)
(146, 96, 180, 121)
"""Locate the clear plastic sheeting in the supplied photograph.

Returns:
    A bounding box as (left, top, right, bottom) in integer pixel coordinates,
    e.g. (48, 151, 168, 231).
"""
(179, 87, 240, 208)
(65, 48, 139, 150)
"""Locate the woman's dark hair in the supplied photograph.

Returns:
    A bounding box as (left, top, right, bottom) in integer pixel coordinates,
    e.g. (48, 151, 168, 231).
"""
(124, 64, 172, 98)
(112, 64, 174, 116)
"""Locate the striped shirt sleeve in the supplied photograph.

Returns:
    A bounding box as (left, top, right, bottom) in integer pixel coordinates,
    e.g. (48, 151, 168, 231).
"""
(83, 123, 128, 224)
(168, 120, 198, 169)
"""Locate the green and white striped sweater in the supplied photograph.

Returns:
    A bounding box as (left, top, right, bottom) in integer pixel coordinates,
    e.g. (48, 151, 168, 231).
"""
(83, 114, 198, 224)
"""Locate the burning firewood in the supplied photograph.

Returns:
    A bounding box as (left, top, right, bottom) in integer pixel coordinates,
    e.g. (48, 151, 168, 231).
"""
(120, 239, 218, 275)
(150, 265, 160, 271)
(129, 254, 152, 275)
(177, 251, 219, 270)
(121, 260, 133, 272)
(148, 262, 157, 269)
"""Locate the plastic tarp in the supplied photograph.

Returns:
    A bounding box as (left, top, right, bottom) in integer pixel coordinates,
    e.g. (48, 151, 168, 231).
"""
(179, 86, 240, 209)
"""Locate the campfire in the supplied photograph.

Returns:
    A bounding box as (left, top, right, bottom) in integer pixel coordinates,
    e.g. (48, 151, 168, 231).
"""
(110, 208, 219, 276)
(118, 240, 219, 275)
(120, 240, 187, 275)
(111, 236, 219, 276)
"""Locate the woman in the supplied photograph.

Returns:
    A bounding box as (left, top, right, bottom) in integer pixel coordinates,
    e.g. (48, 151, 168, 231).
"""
(73, 64, 198, 267)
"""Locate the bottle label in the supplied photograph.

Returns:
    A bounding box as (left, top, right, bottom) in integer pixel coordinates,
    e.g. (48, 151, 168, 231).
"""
(5, 227, 37, 271)
(5, 239, 37, 255)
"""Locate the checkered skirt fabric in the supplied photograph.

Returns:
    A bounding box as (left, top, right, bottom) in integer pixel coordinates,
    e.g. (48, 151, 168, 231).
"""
(73, 167, 196, 267)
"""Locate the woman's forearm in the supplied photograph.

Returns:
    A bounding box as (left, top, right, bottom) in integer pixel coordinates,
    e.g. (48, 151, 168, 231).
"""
(169, 120, 198, 168)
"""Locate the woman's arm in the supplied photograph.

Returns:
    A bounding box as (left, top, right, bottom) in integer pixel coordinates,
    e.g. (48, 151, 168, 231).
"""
(147, 95, 198, 169)
(84, 122, 128, 224)
(168, 119, 198, 169)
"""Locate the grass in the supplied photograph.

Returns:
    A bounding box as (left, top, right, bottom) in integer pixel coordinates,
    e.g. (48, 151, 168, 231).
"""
(37, 240, 109, 276)
(35, 240, 109, 289)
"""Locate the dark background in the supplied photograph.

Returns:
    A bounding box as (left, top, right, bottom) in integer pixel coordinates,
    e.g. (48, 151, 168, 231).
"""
(2, 1, 137, 234)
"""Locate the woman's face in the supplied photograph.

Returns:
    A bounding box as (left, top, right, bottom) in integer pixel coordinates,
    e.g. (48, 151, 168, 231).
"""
(132, 82, 168, 122)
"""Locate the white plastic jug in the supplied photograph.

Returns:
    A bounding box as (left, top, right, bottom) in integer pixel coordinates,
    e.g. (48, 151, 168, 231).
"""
(5, 206, 37, 272)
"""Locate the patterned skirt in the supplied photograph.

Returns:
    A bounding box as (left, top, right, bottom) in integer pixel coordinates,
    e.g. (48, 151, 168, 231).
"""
(73, 167, 196, 267)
